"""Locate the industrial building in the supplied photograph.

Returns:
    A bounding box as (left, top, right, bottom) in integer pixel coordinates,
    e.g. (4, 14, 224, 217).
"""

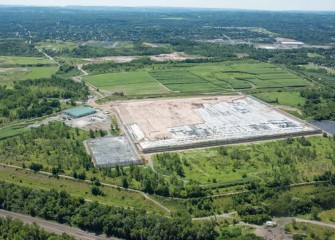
(86, 136, 141, 167)
(63, 106, 96, 118)
(114, 96, 321, 153)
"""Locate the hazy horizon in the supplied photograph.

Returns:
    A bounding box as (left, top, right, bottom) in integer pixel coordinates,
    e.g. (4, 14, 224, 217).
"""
(1, 0, 335, 11)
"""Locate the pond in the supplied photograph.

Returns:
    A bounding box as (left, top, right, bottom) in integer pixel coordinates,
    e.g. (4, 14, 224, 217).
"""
(311, 120, 335, 135)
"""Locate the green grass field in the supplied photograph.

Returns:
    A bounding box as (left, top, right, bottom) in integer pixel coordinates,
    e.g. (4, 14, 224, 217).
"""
(153, 137, 335, 188)
(0, 165, 166, 215)
(0, 56, 54, 66)
(149, 62, 307, 92)
(0, 125, 29, 140)
(83, 62, 308, 95)
(36, 40, 79, 51)
(253, 91, 305, 108)
(285, 222, 335, 239)
(19, 67, 59, 80)
(0, 66, 59, 86)
(84, 71, 170, 95)
(299, 208, 335, 223)
(0, 68, 28, 86)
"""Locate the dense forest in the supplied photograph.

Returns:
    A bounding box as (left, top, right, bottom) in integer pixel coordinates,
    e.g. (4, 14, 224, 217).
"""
(0, 181, 217, 240)
(0, 122, 91, 172)
(0, 39, 42, 57)
(45, 43, 171, 58)
(1, 7, 335, 44)
(0, 77, 88, 125)
(0, 217, 74, 240)
(0, 122, 207, 200)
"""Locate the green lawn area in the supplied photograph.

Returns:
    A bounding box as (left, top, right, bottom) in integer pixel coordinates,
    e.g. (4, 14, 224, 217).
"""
(307, 53, 325, 58)
(0, 56, 54, 66)
(84, 71, 170, 95)
(153, 137, 335, 188)
(0, 165, 166, 215)
(19, 67, 59, 80)
(253, 91, 306, 108)
(0, 125, 29, 140)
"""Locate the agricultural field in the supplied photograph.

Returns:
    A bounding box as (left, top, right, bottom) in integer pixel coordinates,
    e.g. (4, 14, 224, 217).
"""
(0, 56, 54, 66)
(253, 91, 306, 108)
(153, 136, 335, 188)
(149, 62, 308, 92)
(84, 71, 170, 95)
(84, 62, 308, 95)
(19, 67, 59, 80)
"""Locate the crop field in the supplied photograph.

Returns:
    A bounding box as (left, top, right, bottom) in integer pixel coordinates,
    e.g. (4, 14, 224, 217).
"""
(19, 67, 59, 80)
(84, 62, 308, 95)
(148, 62, 307, 92)
(84, 71, 170, 95)
(153, 136, 334, 187)
(0, 56, 54, 66)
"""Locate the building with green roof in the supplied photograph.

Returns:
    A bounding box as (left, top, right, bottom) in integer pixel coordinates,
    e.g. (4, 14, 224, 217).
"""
(63, 106, 96, 118)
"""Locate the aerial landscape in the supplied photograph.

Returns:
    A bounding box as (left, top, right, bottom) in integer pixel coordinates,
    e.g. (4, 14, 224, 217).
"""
(0, 1, 335, 239)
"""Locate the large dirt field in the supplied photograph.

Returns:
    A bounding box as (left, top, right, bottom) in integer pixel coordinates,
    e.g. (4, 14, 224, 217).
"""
(109, 96, 320, 152)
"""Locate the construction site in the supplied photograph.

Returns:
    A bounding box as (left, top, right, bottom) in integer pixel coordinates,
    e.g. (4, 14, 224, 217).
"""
(111, 95, 321, 153)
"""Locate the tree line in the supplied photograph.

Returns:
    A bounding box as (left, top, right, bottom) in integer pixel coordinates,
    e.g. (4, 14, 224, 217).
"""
(0, 181, 217, 240)
(0, 216, 74, 240)
(0, 76, 88, 125)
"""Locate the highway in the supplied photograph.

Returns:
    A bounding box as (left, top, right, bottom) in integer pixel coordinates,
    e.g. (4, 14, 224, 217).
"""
(0, 209, 118, 240)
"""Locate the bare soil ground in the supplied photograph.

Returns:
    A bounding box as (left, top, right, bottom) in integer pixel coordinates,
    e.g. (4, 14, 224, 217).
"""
(150, 52, 200, 61)
(83, 56, 138, 63)
(114, 95, 242, 140)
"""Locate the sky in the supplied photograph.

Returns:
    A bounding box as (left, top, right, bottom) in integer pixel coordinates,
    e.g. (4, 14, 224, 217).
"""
(1, 0, 335, 11)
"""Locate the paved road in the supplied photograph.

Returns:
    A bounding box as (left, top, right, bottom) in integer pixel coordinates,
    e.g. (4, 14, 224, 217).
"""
(0, 209, 117, 240)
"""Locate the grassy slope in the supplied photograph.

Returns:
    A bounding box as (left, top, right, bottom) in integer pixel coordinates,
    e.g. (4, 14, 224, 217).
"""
(0, 165, 166, 215)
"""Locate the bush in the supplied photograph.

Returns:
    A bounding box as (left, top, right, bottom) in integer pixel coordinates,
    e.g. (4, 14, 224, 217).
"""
(29, 162, 43, 172)
(91, 186, 104, 196)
